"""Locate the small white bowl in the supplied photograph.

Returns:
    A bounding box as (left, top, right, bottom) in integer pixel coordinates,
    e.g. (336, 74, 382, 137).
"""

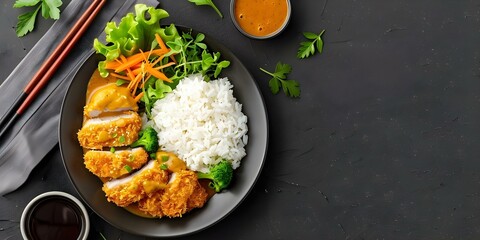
(20, 191, 90, 240)
(230, 0, 292, 39)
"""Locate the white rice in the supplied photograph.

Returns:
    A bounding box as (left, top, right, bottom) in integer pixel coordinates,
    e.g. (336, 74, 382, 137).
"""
(151, 74, 248, 173)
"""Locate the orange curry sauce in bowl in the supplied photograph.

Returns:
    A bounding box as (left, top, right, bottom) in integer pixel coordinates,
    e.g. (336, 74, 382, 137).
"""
(230, 0, 291, 39)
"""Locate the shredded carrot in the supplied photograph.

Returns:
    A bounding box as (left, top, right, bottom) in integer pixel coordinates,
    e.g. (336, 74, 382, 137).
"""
(128, 73, 142, 90)
(120, 55, 127, 63)
(154, 61, 175, 70)
(138, 49, 149, 63)
(115, 54, 145, 73)
(132, 77, 141, 93)
(155, 33, 176, 63)
(140, 73, 152, 88)
(126, 68, 136, 83)
(105, 61, 121, 70)
(105, 34, 175, 99)
(110, 72, 131, 81)
(134, 92, 144, 102)
(151, 49, 168, 56)
(131, 68, 142, 76)
(155, 33, 167, 50)
(145, 64, 172, 83)
(151, 55, 165, 67)
(169, 55, 177, 64)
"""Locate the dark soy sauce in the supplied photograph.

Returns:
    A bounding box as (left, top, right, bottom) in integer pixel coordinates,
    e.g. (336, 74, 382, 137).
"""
(26, 197, 83, 240)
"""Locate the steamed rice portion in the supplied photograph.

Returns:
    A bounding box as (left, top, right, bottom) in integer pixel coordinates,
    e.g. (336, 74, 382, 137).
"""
(151, 74, 248, 173)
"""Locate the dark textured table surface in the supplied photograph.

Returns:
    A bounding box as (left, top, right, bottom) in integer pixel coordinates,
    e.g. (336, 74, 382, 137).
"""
(2, 0, 480, 239)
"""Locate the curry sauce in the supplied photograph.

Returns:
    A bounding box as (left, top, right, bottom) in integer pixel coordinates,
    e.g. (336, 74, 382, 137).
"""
(234, 0, 289, 37)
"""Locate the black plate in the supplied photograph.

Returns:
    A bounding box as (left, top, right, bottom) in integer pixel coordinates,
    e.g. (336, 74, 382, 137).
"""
(58, 28, 269, 237)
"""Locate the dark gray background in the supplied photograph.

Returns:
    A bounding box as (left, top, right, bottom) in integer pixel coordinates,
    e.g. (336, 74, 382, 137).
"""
(2, 0, 480, 239)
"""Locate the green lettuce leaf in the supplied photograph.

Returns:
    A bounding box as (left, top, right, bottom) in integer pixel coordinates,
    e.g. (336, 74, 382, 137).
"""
(94, 4, 171, 76)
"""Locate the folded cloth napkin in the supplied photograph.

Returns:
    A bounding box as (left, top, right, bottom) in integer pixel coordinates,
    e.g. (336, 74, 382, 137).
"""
(0, 0, 159, 196)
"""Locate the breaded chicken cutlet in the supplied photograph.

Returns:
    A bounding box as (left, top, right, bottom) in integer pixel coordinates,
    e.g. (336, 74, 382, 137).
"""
(84, 83, 138, 118)
(102, 160, 169, 207)
(137, 170, 208, 218)
(84, 147, 149, 179)
(77, 111, 142, 149)
(187, 181, 209, 210)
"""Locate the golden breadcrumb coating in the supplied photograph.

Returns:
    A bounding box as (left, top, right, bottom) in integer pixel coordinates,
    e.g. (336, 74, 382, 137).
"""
(137, 191, 165, 218)
(77, 111, 142, 149)
(102, 160, 169, 207)
(137, 170, 207, 218)
(187, 181, 208, 211)
(84, 147, 149, 179)
(161, 170, 199, 218)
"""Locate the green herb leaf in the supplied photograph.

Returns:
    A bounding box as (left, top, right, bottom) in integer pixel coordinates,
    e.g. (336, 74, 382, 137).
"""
(282, 79, 300, 98)
(188, 0, 223, 18)
(110, 147, 115, 153)
(303, 32, 318, 40)
(201, 51, 214, 71)
(160, 163, 168, 170)
(124, 165, 132, 173)
(273, 62, 292, 79)
(162, 29, 230, 84)
(161, 155, 169, 162)
(297, 30, 325, 59)
(196, 42, 207, 49)
(214, 60, 230, 78)
(119, 135, 126, 143)
(268, 78, 280, 95)
(13, 0, 41, 8)
(16, 5, 40, 37)
(316, 37, 324, 54)
(260, 62, 300, 98)
(195, 33, 205, 42)
(14, 0, 63, 37)
(41, 0, 62, 20)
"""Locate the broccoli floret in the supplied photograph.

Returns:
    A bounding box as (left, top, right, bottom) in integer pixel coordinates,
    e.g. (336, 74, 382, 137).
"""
(197, 160, 233, 192)
(131, 126, 159, 153)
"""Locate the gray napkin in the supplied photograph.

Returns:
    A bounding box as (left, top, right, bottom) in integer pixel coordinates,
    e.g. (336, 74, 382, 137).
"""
(0, 0, 159, 196)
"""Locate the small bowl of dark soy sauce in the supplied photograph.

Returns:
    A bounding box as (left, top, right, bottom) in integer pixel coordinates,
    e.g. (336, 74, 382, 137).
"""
(21, 191, 90, 240)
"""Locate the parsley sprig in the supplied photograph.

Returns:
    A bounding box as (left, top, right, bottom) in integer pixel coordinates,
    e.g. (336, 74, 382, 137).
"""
(13, 0, 62, 37)
(297, 30, 325, 59)
(188, 0, 223, 18)
(260, 62, 300, 98)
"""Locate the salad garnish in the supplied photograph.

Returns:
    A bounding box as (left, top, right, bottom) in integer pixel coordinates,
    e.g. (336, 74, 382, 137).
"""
(93, 4, 230, 118)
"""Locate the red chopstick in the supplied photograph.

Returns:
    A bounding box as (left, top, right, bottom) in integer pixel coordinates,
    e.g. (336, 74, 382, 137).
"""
(0, 0, 106, 138)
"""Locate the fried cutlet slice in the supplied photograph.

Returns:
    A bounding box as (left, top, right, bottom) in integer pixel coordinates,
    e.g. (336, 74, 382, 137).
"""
(77, 111, 142, 149)
(187, 181, 208, 211)
(84, 147, 149, 179)
(102, 160, 169, 207)
(84, 83, 138, 118)
(137, 190, 165, 218)
(160, 170, 198, 218)
(138, 170, 207, 218)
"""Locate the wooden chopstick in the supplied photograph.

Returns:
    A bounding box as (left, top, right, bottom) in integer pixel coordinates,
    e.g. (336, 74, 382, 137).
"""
(0, 0, 106, 138)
